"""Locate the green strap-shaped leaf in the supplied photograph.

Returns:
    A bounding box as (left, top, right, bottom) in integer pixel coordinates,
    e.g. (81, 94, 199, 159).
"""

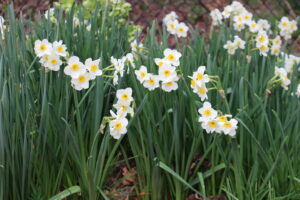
(49, 186, 81, 200)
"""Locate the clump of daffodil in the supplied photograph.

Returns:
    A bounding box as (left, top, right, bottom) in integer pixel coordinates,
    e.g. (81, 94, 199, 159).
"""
(134, 48, 182, 92)
(163, 11, 189, 38)
(198, 102, 238, 137)
(107, 87, 135, 139)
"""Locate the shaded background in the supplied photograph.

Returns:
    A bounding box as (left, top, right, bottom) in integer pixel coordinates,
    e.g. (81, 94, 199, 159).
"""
(1, 0, 299, 30)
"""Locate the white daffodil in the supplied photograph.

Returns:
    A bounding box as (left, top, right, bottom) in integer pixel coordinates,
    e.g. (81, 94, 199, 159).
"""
(113, 71, 119, 85)
(125, 53, 135, 68)
(131, 40, 143, 52)
(52, 40, 67, 57)
(85, 58, 102, 80)
(256, 43, 269, 56)
(166, 19, 179, 35)
(163, 48, 181, 67)
(111, 56, 125, 77)
(248, 20, 259, 33)
(176, 22, 188, 38)
(34, 39, 52, 57)
(163, 11, 178, 25)
(86, 24, 91, 31)
(198, 102, 218, 122)
(158, 65, 178, 82)
(193, 84, 208, 101)
(161, 81, 178, 92)
(116, 88, 133, 103)
(233, 36, 245, 49)
(241, 11, 252, 25)
(143, 74, 160, 91)
(109, 116, 128, 139)
(295, 84, 300, 97)
(270, 46, 280, 56)
(64, 56, 86, 78)
(192, 66, 210, 85)
(201, 118, 219, 133)
(278, 17, 290, 30)
(234, 22, 245, 31)
(220, 118, 238, 136)
(222, 5, 232, 18)
(256, 31, 269, 45)
(210, 9, 223, 26)
(154, 58, 168, 68)
(272, 35, 282, 47)
(257, 19, 270, 31)
(113, 100, 133, 117)
(71, 72, 91, 91)
(135, 65, 149, 83)
(224, 41, 237, 55)
(43, 53, 62, 71)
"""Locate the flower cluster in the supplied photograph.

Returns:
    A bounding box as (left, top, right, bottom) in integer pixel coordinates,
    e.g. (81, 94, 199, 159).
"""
(111, 53, 135, 85)
(163, 11, 189, 38)
(64, 56, 102, 90)
(212, 1, 297, 58)
(278, 17, 297, 40)
(189, 66, 210, 101)
(198, 102, 238, 137)
(135, 48, 181, 92)
(34, 39, 103, 91)
(283, 53, 300, 73)
(256, 31, 269, 56)
(34, 39, 67, 71)
(274, 66, 290, 90)
(224, 36, 245, 55)
(109, 88, 134, 139)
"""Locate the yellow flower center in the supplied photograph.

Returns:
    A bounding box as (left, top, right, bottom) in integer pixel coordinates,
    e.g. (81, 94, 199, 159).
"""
(170, 24, 175, 29)
(50, 59, 57, 65)
(244, 15, 249, 20)
(196, 73, 203, 80)
(78, 75, 86, 83)
(218, 116, 227, 122)
(121, 93, 129, 101)
(57, 46, 64, 53)
(178, 28, 184, 33)
(275, 40, 280, 45)
(258, 35, 265, 43)
(199, 87, 206, 94)
(164, 69, 171, 77)
(166, 82, 173, 86)
(203, 109, 211, 117)
(237, 23, 243, 28)
(140, 72, 146, 78)
(40, 44, 47, 51)
(158, 61, 164, 67)
(167, 54, 175, 61)
(44, 55, 49, 61)
(208, 121, 217, 127)
(282, 22, 287, 27)
(290, 24, 295, 29)
(259, 45, 266, 51)
(90, 64, 98, 72)
(273, 48, 279, 54)
(114, 122, 122, 130)
(121, 105, 127, 111)
(191, 79, 196, 87)
(251, 23, 256, 28)
(71, 64, 79, 71)
(223, 122, 232, 128)
(149, 79, 155, 85)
